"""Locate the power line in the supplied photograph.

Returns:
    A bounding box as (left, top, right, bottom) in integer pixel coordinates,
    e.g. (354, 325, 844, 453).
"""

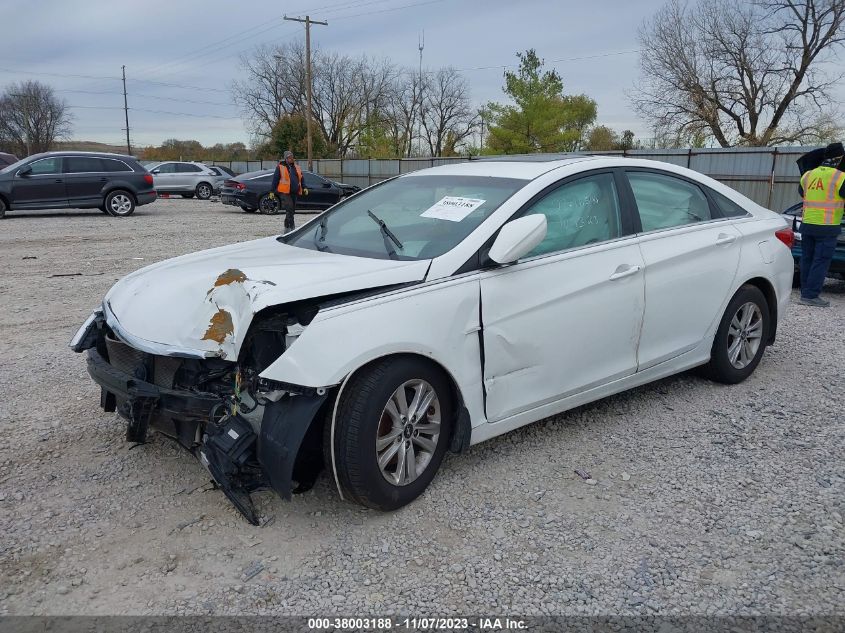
(454, 49, 642, 72)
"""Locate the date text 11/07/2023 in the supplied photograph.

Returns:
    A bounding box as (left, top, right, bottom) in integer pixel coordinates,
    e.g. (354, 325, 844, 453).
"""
(306, 617, 528, 630)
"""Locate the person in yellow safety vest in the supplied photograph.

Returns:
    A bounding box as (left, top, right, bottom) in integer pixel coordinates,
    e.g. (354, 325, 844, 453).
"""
(269, 150, 309, 232)
(797, 142, 845, 307)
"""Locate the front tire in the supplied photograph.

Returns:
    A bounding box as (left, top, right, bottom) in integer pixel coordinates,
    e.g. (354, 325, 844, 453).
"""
(241, 205, 257, 213)
(181, 193, 195, 199)
(0, 197, 7, 219)
(104, 190, 135, 217)
(195, 182, 212, 200)
(702, 284, 769, 384)
(328, 357, 453, 510)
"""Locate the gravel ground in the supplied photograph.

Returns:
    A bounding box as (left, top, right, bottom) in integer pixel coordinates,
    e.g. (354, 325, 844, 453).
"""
(0, 198, 843, 617)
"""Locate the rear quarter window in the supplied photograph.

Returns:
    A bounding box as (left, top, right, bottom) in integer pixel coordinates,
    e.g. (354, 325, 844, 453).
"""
(710, 190, 751, 218)
(101, 159, 133, 172)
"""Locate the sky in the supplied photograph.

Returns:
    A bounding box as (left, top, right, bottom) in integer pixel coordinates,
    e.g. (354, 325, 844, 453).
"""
(1, 0, 841, 150)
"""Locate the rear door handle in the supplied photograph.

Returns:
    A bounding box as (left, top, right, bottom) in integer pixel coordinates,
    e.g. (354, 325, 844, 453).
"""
(609, 264, 642, 281)
(99, 177, 108, 182)
(716, 233, 737, 245)
(54, 179, 63, 183)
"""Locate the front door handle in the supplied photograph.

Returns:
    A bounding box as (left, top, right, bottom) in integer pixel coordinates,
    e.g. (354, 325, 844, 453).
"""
(609, 264, 642, 281)
(54, 179, 63, 183)
(716, 233, 737, 245)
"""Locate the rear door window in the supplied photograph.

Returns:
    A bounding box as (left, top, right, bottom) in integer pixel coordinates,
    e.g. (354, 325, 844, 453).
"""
(155, 163, 177, 174)
(64, 157, 104, 173)
(178, 163, 203, 173)
(627, 171, 712, 232)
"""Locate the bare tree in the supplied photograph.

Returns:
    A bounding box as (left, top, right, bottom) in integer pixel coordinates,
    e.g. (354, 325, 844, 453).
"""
(0, 81, 72, 156)
(233, 42, 396, 156)
(231, 42, 306, 142)
(421, 68, 478, 156)
(634, 0, 845, 146)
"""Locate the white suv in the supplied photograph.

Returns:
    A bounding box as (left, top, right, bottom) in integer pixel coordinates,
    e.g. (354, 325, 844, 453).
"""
(148, 161, 223, 200)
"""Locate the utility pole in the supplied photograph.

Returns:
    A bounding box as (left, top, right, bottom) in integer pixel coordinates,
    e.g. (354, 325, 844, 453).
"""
(122, 65, 131, 155)
(417, 31, 424, 157)
(283, 14, 327, 171)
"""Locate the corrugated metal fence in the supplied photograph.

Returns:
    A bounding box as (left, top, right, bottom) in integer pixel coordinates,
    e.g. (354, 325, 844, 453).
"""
(203, 146, 814, 211)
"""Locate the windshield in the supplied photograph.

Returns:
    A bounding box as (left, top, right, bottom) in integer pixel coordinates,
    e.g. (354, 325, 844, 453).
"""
(0, 157, 33, 174)
(283, 174, 526, 260)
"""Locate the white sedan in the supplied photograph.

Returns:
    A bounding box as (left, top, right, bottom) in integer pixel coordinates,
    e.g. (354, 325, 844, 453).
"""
(71, 157, 794, 522)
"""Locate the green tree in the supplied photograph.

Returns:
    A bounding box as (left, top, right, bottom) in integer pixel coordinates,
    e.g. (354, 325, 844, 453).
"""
(356, 113, 396, 158)
(619, 130, 636, 151)
(265, 114, 329, 160)
(585, 125, 620, 151)
(486, 50, 597, 154)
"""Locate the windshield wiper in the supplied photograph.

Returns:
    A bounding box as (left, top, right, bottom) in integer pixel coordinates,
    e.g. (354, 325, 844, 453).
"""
(367, 210, 403, 259)
(311, 213, 331, 252)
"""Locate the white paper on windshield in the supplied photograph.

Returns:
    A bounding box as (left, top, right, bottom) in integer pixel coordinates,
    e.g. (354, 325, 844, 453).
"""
(420, 196, 486, 222)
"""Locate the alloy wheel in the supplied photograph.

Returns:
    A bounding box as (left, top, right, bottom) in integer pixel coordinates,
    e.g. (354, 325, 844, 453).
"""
(727, 301, 763, 369)
(375, 379, 441, 486)
(109, 194, 133, 216)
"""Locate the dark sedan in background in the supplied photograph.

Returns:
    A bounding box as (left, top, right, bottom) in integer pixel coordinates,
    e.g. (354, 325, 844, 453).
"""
(782, 202, 845, 284)
(220, 169, 359, 214)
(0, 151, 156, 218)
(0, 152, 19, 168)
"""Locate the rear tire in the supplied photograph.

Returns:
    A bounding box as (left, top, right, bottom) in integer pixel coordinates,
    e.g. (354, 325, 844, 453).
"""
(241, 206, 257, 213)
(104, 190, 135, 217)
(181, 193, 195, 199)
(195, 182, 213, 200)
(702, 285, 769, 384)
(0, 197, 7, 219)
(792, 268, 801, 288)
(258, 193, 279, 214)
(327, 357, 453, 510)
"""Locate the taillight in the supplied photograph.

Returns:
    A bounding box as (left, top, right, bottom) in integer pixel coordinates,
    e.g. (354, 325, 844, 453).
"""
(224, 179, 246, 191)
(775, 227, 795, 249)
(143, 174, 154, 185)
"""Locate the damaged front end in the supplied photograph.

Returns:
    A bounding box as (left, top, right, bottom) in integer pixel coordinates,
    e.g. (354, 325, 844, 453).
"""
(71, 303, 331, 525)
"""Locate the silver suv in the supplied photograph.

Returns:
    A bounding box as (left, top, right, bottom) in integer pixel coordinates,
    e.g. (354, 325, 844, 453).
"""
(148, 161, 224, 200)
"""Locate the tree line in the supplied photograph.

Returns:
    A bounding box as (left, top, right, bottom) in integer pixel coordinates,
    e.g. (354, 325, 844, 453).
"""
(2, 0, 842, 159)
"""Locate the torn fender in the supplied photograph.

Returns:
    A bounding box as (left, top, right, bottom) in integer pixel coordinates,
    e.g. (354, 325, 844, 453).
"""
(258, 393, 328, 500)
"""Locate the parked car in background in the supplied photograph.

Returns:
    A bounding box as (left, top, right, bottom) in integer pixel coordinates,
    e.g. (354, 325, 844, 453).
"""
(147, 161, 220, 200)
(0, 151, 156, 218)
(73, 156, 793, 522)
(0, 152, 19, 168)
(209, 164, 237, 178)
(331, 179, 362, 197)
(782, 201, 845, 284)
(219, 168, 345, 213)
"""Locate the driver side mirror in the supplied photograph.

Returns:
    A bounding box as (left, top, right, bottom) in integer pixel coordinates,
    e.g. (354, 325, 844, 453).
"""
(18, 166, 32, 177)
(488, 215, 547, 264)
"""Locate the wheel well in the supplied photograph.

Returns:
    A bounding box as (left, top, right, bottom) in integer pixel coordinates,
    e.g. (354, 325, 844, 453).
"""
(299, 352, 470, 478)
(197, 181, 211, 188)
(0, 193, 9, 208)
(741, 277, 778, 344)
(105, 187, 137, 203)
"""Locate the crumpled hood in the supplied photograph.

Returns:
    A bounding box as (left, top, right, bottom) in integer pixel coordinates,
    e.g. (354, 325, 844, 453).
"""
(104, 237, 430, 359)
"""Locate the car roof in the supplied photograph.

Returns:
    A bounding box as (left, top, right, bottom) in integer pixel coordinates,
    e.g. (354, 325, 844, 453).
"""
(24, 150, 138, 161)
(403, 156, 597, 180)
